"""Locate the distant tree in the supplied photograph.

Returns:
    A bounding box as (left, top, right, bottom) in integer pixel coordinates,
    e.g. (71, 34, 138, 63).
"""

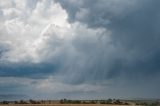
(75, 100, 81, 104)
(41, 100, 45, 104)
(106, 99, 112, 104)
(66, 100, 72, 104)
(63, 98, 67, 103)
(2, 101, 9, 104)
(60, 99, 64, 104)
(60, 99, 67, 104)
(141, 102, 147, 106)
(90, 100, 96, 104)
(19, 100, 27, 104)
(114, 99, 122, 105)
(14, 101, 18, 104)
(29, 99, 37, 104)
(82, 101, 86, 104)
(99, 100, 106, 104)
(124, 102, 130, 105)
(150, 102, 159, 106)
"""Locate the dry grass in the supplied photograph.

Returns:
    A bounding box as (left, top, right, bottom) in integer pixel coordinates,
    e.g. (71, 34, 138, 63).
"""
(0, 104, 133, 106)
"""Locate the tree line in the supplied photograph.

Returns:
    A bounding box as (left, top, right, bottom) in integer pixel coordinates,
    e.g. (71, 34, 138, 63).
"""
(0, 99, 159, 106)
(60, 99, 130, 105)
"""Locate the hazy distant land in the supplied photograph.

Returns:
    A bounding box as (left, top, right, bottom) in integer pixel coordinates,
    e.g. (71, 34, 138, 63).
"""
(0, 98, 159, 106)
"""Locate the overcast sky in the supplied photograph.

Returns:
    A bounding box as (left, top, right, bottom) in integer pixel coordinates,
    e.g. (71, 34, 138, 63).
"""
(0, 0, 160, 100)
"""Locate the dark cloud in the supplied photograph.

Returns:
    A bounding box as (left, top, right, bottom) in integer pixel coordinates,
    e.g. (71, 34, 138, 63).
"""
(0, 0, 160, 98)
(57, 0, 141, 27)
(53, 0, 160, 98)
(56, 0, 160, 79)
(0, 62, 59, 79)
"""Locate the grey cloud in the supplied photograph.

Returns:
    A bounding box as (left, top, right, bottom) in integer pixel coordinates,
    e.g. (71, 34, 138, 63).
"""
(56, 0, 160, 78)
(0, 0, 160, 98)
(50, 1, 160, 99)
(57, 0, 141, 27)
(0, 62, 59, 79)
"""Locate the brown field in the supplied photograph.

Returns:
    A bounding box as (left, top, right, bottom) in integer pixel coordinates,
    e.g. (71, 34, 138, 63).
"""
(0, 104, 133, 106)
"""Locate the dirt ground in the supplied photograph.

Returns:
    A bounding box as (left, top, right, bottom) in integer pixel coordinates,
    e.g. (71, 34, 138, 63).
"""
(0, 104, 134, 106)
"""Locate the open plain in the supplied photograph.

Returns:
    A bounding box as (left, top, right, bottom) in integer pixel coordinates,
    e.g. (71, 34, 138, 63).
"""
(0, 104, 133, 106)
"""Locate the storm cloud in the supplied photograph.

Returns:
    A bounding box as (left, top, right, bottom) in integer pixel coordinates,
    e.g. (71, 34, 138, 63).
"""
(0, 0, 160, 99)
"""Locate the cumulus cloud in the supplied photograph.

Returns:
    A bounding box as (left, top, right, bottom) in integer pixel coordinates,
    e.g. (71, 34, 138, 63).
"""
(0, 0, 112, 97)
(0, 0, 70, 63)
(57, 0, 160, 79)
(57, 0, 141, 27)
(0, 0, 160, 99)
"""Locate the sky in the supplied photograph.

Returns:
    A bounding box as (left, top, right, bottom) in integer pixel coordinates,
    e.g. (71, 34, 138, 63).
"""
(0, 0, 160, 100)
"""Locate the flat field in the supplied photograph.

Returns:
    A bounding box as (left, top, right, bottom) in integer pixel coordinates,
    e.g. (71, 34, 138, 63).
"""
(0, 104, 133, 106)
